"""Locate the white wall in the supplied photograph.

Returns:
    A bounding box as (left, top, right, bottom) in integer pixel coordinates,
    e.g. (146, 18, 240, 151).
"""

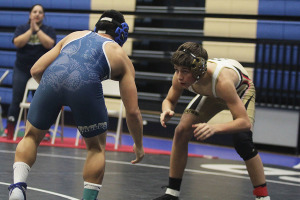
(253, 107, 299, 148)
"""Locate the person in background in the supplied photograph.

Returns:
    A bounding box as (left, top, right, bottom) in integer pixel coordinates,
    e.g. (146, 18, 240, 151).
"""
(8, 9, 144, 200)
(4, 4, 56, 141)
(153, 42, 270, 200)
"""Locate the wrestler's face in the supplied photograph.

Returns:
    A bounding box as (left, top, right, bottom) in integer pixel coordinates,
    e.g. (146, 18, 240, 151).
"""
(174, 65, 196, 88)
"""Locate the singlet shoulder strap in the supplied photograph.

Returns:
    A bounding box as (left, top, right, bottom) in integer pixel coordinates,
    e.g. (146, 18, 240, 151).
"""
(211, 61, 223, 98)
(211, 59, 242, 97)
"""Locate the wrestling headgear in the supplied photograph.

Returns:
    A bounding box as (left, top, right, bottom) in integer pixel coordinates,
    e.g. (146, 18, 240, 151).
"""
(182, 49, 207, 80)
(95, 17, 129, 46)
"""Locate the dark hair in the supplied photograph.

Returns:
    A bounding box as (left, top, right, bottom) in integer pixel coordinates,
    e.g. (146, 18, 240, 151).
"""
(27, 4, 45, 24)
(94, 10, 125, 38)
(171, 42, 208, 68)
(30, 4, 45, 13)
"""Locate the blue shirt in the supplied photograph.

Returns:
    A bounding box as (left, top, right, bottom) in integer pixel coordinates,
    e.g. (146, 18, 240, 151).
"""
(13, 23, 56, 68)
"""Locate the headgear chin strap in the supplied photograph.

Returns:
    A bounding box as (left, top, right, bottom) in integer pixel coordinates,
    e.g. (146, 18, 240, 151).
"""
(97, 17, 129, 46)
(182, 49, 207, 80)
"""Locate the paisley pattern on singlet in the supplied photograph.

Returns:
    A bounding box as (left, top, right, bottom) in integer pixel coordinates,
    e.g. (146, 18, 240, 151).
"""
(27, 32, 115, 137)
(40, 31, 111, 92)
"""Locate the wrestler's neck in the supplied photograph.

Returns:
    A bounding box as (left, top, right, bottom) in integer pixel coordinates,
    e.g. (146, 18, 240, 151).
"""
(98, 33, 114, 40)
(193, 67, 212, 86)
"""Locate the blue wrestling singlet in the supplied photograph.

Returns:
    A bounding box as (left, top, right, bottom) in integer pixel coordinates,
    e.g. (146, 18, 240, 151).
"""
(28, 31, 114, 137)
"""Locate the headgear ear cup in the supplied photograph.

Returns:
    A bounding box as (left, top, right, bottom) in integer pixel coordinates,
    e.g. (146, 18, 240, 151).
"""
(97, 17, 129, 47)
(114, 22, 129, 46)
(191, 57, 207, 80)
(182, 49, 207, 80)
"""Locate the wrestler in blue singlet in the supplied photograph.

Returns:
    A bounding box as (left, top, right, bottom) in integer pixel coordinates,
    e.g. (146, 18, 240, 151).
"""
(27, 31, 114, 137)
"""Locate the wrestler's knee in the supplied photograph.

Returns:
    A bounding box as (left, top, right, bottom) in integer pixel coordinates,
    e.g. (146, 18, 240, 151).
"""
(24, 129, 46, 145)
(233, 131, 258, 161)
(174, 123, 193, 143)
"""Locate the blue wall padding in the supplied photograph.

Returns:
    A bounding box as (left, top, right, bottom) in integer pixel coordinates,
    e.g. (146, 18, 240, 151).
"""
(257, 44, 299, 65)
(56, 35, 66, 43)
(0, 33, 15, 49)
(64, 106, 71, 112)
(257, 21, 300, 40)
(254, 68, 300, 91)
(285, 0, 300, 16)
(46, 13, 89, 30)
(0, 0, 35, 8)
(0, 0, 91, 10)
(0, 11, 90, 30)
(0, 51, 16, 68)
(0, 11, 28, 27)
(0, 87, 12, 104)
(259, 0, 285, 16)
(259, 0, 300, 16)
(0, 69, 13, 85)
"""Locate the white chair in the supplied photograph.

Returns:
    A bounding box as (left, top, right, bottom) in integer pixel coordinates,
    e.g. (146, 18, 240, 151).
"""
(13, 77, 63, 143)
(75, 79, 125, 149)
(0, 70, 10, 131)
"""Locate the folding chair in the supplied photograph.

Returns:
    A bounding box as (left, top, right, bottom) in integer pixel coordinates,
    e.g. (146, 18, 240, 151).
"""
(0, 70, 10, 132)
(13, 77, 63, 142)
(75, 79, 125, 149)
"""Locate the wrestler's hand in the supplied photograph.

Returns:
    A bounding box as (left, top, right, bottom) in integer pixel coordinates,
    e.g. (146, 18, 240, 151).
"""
(192, 123, 216, 141)
(131, 143, 144, 164)
(160, 109, 175, 128)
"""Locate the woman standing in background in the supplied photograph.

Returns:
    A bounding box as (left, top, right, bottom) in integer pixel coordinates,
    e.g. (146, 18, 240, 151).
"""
(4, 4, 56, 140)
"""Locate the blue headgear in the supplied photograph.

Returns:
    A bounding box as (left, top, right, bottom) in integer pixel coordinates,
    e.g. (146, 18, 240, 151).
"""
(95, 17, 129, 47)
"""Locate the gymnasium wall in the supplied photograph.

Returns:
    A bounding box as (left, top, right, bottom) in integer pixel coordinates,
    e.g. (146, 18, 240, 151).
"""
(0, 0, 299, 152)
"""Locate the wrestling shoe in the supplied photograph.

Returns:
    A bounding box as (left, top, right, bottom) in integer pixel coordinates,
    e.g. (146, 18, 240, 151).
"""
(153, 194, 179, 200)
(8, 182, 27, 200)
(255, 196, 270, 200)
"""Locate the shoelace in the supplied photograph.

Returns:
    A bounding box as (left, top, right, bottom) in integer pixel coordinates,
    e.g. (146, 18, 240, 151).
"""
(8, 182, 27, 200)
